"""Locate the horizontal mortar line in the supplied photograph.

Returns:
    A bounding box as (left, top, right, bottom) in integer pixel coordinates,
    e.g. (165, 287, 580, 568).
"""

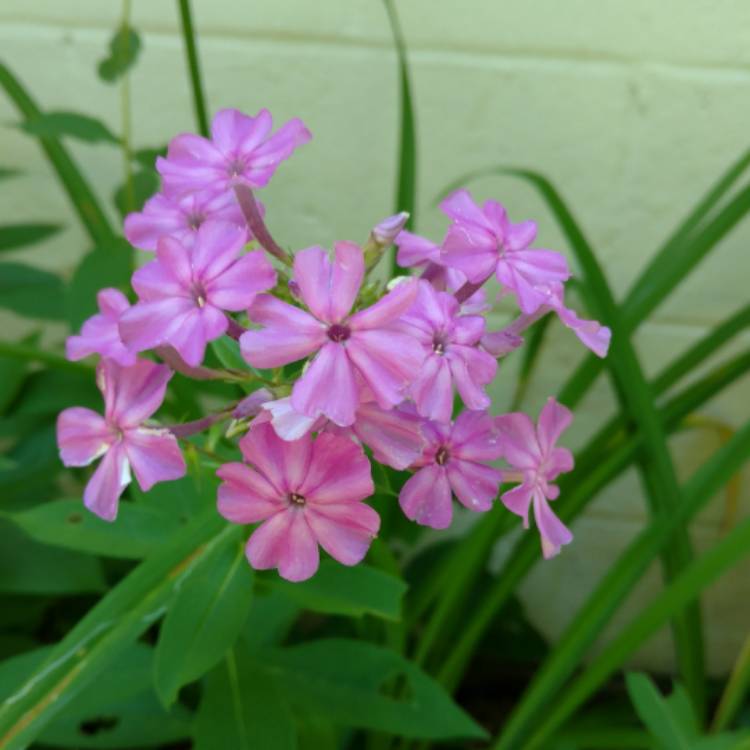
(2, 18, 750, 80)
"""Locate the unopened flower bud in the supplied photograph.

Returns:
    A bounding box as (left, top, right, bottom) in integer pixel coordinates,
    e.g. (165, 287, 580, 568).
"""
(372, 212, 409, 246)
(233, 388, 274, 419)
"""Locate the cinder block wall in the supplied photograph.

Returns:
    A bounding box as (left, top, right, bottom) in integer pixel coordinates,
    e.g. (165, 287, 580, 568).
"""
(1, 1, 749, 673)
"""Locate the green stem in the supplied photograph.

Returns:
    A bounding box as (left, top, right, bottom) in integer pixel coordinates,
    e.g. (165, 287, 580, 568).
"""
(0, 342, 91, 373)
(120, 0, 135, 215)
(711, 630, 750, 732)
(177, 0, 209, 136)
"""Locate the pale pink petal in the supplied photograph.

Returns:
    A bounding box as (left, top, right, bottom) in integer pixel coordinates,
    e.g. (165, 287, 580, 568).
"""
(238, 423, 290, 494)
(83, 444, 131, 522)
(495, 412, 542, 469)
(506, 220, 537, 251)
(440, 224, 498, 283)
(293, 246, 332, 322)
(99, 359, 173, 428)
(496, 250, 570, 314)
(399, 464, 453, 529)
(446, 459, 502, 512)
(555, 303, 611, 358)
(98, 288, 130, 317)
(124, 427, 186, 491)
(452, 315, 485, 345)
(292, 342, 359, 426)
(241, 295, 325, 368)
(246, 509, 319, 582)
(160, 307, 222, 367)
(439, 188, 493, 229)
(501, 483, 534, 527)
(348, 280, 419, 331)
(481, 330, 523, 357)
(537, 398, 573, 456)
(216, 461, 284, 523)
(190, 220, 247, 281)
(329, 241, 364, 323)
(130, 254, 188, 301)
(211, 108, 264, 153)
(263, 397, 321, 441)
(124, 194, 183, 251)
(118, 298, 196, 356)
(298, 432, 374, 504)
(533, 490, 573, 559)
(372, 212, 410, 246)
(305, 502, 379, 566)
(66, 312, 135, 366)
(547, 446, 574, 480)
(352, 402, 424, 470)
(236, 109, 274, 153)
(450, 410, 503, 463)
(205, 250, 276, 311)
(411, 355, 454, 423)
(57, 407, 113, 466)
(395, 230, 439, 268)
(154, 236, 194, 290)
(447, 346, 496, 411)
(244, 118, 312, 188)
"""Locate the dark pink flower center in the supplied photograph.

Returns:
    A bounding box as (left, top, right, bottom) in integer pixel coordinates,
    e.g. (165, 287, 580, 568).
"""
(432, 335, 447, 355)
(190, 282, 208, 308)
(435, 446, 450, 466)
(227, 157, 246, 178)
(327, 324, 351, 343)
(187, 212, 204, 230)
(288, 492, 306, 507)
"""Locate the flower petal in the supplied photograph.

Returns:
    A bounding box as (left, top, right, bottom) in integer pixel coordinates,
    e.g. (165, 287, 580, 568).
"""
(439, 188, 493, 229)
(293, 245, 332, 322)
(449, 410, 503, 463)
(329, 241, 364, 322)
(352, 402, 425, 470)
(533, 490, 573, 559)
(216, 461, 284, 523)
(399, 464, 453, 529)
(124, 427, 186, 491)
(57, 407, 112, 467)
(83, 444, 131, 522)
(305, 501, 379, 566)
(206, 250, 276, 311)
(494, 412, 542, 469)
(537, 398, 573, 456)
(500, 483, 534, 527)
(446, 458, 502, 513)
(411, 354, 454, 423)
(395, 230, 439, 268)
(99, 358, 173, 428)
(348, 279, 419, 331)
(238, 423, 295, 494)
(447, 346, 496, 411)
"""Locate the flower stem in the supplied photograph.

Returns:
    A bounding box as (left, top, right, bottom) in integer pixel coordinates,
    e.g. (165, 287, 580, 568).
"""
(167, 409, 232, 438)
(233, 184, 293, 267)
(454, 273, 492, 303)
(225, 316, 246, 341)
(120, 0, 135, 216)
(176, 0, 209, 137)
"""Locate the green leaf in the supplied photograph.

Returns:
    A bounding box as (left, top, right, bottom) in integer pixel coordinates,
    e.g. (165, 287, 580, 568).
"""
(9, 499, 183, 559)
(0, 223, 62, 253)
(0, 519, 105, 594)
(712, 633, 750, 733)
(0, 63, 116, 246)
(242, 590, 300, 652)
(194, 648, 296, 750)
(133, 144, 167, 168)
(0, 262, 65, 320)
(0, 509, 234, 750)
(511, 313, 553, 409)
(268, 561, 406, 620)
(154, 535, 253, 706)
(66, 239, 132, 330)
(263, 638, 486, 740)
(0, 333, 36, 412)
(98, 25, 141, 83)
(113, 168, 158, 218)
(382, 0, 417, 275)
(19, 111, 119, 145)
(626, 673, 694, 749)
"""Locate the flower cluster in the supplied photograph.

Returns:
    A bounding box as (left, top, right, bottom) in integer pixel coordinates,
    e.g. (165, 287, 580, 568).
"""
(57, 107, 610, 581)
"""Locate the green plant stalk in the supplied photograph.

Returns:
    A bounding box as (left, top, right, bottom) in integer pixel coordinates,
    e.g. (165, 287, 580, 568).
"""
(177, 0, 209, 137)
(382, 0, 416, 276)
(492, 417, 750, 750)
(0, 64, 115, 245)
(119, 0, 136, 215)
(0, 511, 236, 750)
(0, 341, 92, 373)
(711, 631, 750, 732)
(521, 514, 750, 750)
(435, 348, 750, 697)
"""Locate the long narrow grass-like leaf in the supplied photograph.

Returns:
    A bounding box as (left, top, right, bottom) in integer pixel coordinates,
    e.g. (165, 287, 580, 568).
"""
(0, 510, 236, 750)
(436, 348, 750, 695)
(177, 0, 209, 137)
(382, 0, 417, 275)
(0, 64, 116, 246)
(522, 508, 750, 750)
(492, 415, 750, 750)
(711, 633, 750, 733)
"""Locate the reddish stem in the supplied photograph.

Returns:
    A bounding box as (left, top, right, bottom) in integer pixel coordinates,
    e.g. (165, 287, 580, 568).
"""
(225, 316, 246, 341)
(454, 274, 493, 304)
(167, 410, 231, 439)
(155, 346, 224, 380)
(233, 183, 293, 266)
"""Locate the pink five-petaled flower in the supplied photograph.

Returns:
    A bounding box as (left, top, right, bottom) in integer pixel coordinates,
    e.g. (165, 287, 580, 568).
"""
(119, 220, 276, 367)
(56, 359, 185, 521)
(240, 242, 423, 427)
(216, 423, 379, 582)
(66, 288, 135, 366)
(399, 280, 497, 423)
(399, 410, 503, 529)
(156, 108, 311, 198)
(124, 188, 249, 251)
(496, 397, 575, 559)
(440, 189, 570, 314)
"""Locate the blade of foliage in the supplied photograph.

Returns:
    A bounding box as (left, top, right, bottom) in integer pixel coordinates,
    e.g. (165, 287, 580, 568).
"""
(19, 112, 120, 145)
(194, 648, 296, 750)
(511, 313, 553, 409)
(7, 499, 183, 559)
(267, 560, 407, 620)
(66, 239, 132, 330)
(177, 0, 210, 137)
(98, 25, 141, 83)
(0, 508, 232, 749)
(626, 673, 695, 750)
(712, 633, 750, 733)
(0, 341, 90, 373)
(113, 168, 158, 218)
(382, 0, 417, 275)
(493, 416, 750, 749)
(0, 520, 105, 595)
(0, 262, 65, 320)
(0, 63, 115, 245)
(0, 333, 37, 412)
(522, 514, 750, 750)
(154, 533, 253, 706)
(0, 223, 62, 253)
(262, 638, 486, 740)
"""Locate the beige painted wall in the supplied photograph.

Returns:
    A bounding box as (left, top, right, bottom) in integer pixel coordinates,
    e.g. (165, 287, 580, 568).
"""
(1, 1, 749, 673)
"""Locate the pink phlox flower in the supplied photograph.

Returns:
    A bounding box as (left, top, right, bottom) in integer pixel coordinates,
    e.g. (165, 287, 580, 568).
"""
(66, 288, 135, 366)
(399, 410, 503, 529)
(56, 359, 185, 521)
(124, 188, 252, 251)
(496, 397, 574, 559)
(398, 280, 497, 423)
(259, 396, 424, 471)
(240, 241, 424, 427)
(119, 220, 276, 367)
(439, 189, 570, 315)
(216, 422, 379, 582)
(538, 282, 611, 358)
(156, 108, 311, 197)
